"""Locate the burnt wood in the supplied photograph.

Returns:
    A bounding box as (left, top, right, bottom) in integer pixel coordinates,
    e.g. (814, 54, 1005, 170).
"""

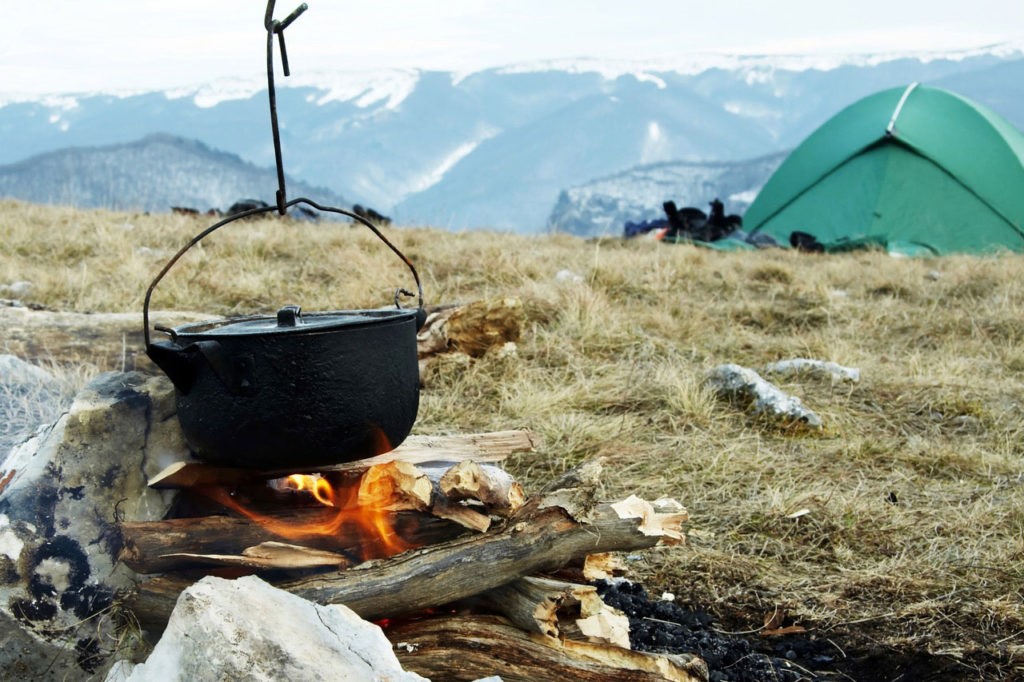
(386, 615, 708, 682)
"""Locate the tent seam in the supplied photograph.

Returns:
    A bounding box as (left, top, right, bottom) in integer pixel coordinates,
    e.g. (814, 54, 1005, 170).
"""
(886, 82, 919, 136)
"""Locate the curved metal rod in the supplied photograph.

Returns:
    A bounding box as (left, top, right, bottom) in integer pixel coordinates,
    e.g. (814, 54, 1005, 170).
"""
(266, 0, 302, 213)
(264, 0, 309, 213)
(143, 200, 424, 347)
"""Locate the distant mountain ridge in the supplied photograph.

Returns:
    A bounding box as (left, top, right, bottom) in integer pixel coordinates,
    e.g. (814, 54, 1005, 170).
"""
(0, 134, 345, 214)
(548, 153, 788, 237)
(1, 48, 1023, 232)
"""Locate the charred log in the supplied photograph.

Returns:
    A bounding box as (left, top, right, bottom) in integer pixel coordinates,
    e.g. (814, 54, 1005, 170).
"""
(386, 615, 707, 682)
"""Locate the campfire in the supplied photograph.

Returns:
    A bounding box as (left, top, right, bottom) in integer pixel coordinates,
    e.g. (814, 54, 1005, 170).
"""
(114, 430, 703, 680)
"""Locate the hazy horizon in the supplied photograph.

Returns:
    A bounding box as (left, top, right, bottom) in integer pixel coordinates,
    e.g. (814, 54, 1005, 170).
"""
(3, 1, 1023, 96)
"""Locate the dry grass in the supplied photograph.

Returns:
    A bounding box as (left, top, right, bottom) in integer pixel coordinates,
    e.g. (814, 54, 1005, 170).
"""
(3, 199, 1024, 675)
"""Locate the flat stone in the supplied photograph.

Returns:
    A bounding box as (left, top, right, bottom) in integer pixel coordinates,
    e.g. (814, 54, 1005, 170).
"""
(109, 576, 428, 682)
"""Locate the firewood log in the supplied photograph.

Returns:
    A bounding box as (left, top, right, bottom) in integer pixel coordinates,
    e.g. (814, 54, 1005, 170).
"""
(358, 461, 432, 512)
(479, 576, 629, 648)
(128, 490, 687, 631)
(119, 511, 467, 574)
(163, 542, 351, 570)
(438, 460, 525, 514)
(429, 495, 491, 533)
(386, 615, 708, 682)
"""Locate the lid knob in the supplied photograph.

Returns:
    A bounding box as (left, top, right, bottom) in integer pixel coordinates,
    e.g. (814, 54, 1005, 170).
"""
(276, 305, 302, 327)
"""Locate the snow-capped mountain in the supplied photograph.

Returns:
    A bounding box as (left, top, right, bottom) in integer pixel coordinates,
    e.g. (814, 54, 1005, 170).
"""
(0, 134, 345, 214)
(1, 46, 1022, 232)
(548, 153, 787, 237)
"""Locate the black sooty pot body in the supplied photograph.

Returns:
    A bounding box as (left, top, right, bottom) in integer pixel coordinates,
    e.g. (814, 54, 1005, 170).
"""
(153, 309, 420, 470)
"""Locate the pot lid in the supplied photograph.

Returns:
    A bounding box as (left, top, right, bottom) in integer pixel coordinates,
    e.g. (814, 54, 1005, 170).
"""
(171, 305, 415, 337)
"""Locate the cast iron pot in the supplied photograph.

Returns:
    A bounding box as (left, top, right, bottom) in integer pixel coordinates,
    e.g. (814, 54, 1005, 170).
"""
(143, 198, 426, 470)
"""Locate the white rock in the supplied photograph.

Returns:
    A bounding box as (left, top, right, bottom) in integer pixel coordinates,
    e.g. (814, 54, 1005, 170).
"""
(555, 269, 584, 283)
(1, 372, 184, 677)
(762, 358, 860, 384)
(0, 281, 32, 295)
(706, 363, 822, 428)
(112, 576, 427, 682)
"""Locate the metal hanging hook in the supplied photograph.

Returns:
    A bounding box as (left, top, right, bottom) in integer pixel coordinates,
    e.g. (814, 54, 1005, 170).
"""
(264, 0, 308, 214)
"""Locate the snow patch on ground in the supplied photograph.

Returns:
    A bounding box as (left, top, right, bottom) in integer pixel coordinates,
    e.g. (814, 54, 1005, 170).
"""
(640, 121, 669, 165)
(404, 126, 501, 195)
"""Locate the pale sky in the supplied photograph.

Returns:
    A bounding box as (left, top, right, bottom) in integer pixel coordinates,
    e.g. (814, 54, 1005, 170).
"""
(3, 0, 1023, 95)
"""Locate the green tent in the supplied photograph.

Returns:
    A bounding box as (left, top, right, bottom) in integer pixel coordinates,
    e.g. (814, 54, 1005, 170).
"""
(744, 83, 1024, 256)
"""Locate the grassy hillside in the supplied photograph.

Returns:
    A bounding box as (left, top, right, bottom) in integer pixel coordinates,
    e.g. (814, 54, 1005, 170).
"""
(3, 199, 1023, 677)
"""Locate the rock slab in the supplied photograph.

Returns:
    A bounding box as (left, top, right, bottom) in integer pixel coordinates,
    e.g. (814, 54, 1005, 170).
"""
(108, 575, 428, 682)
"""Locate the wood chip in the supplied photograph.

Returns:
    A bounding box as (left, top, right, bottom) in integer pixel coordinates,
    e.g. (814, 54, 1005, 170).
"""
(162, 541, 351, 570)
(610, 495, 688, 543)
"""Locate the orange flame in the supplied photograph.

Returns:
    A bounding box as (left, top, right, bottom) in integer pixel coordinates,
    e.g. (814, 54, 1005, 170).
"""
(284, 474, 335, 507)
(203, 468, 418, 562)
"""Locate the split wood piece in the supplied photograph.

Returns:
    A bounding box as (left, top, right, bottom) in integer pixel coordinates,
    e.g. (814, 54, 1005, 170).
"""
(147, 429, 537, 489)
(358, 461, 499, 532)
(480, 576, 630, 648)
(148, 462, 259, 490)
(358, 461, 432, 512)
(119, 511, 467, 574)
(430, 495, 491, 533)
(387, 615, 708, 682)
(438, 460, 525, 514)
(348, 429, 536, 471)
(417, 297, 524, 359)
(129, 492, 688, 630)
(610, 495, 688, 543)
(163, 542, 351, 570)
(582, 552, 629, 581)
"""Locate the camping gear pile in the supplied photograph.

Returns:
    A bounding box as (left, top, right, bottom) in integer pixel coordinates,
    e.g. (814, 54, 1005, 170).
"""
(662, 198, 742, 243)
(624, 197, 781, 250)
